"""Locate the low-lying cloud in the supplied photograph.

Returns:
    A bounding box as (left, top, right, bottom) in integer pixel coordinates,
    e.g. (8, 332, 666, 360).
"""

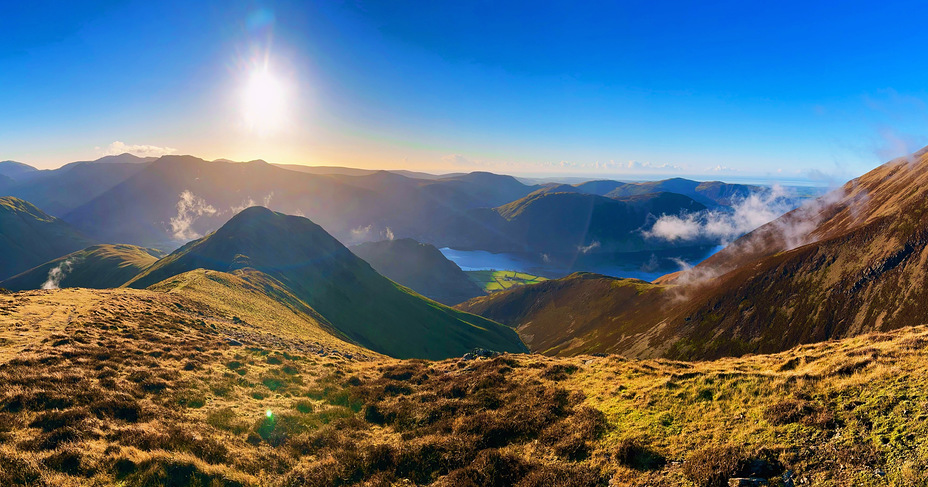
(170, 190, 217, 240)
(645, 185, 797, 245)
(42, 258, 77, 290)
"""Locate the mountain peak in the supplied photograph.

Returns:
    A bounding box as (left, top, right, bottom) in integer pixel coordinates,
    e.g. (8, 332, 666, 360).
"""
(127, 208, 526, 359)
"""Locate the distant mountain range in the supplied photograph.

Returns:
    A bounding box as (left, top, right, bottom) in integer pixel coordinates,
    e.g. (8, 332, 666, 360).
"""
(458, 147, 928, 360)
(0, 154, 771, 258)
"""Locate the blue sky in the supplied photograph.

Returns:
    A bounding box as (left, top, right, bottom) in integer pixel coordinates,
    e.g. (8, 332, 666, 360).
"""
(2, 0, 928, 182)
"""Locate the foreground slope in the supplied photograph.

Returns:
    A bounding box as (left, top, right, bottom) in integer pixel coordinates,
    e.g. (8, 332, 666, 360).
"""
(127, 207, 526, 359)
(351, 238, 485, 305)
(0, 197, 95, 280)
(1, 244, 163, 291)
(1, 287, 925, 486)
(461, 148, 928, 360)
(458, 273, 668, 355)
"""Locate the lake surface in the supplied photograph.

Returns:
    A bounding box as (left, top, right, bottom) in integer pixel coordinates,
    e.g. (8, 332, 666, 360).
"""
(441, 245, 724, 282)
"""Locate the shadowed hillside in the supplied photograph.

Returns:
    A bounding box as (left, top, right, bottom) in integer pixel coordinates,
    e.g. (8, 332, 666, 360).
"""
(127, 207, 526, 359)
(0, 197, 95, 280)
(1, 244, 163, 291)
(351, 238, 485, 305)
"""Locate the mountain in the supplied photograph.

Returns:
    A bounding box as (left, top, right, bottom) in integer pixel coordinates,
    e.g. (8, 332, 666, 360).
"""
(351, 238, 485, 305)
(0, 197, 95, 281)
(435, 171, 537, 207)
(2, 157, 151, 216)
(0, 160, 38, 180)
(573, 179, 626, 195)
(62, 155, 383, 249)
(126, 206, 526, 359)
(603, 177, 761, 207)
(457, 147, 928, 360)
(0, 244, 163, 290)
(492, 191, 707, 254)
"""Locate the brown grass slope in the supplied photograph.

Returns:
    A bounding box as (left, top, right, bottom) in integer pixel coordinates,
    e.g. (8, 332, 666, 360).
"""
(2, 287, 928, 485)
(457, 273, 669, 356)
(459, 147, 928, 360)
(1, 244, 163, 291)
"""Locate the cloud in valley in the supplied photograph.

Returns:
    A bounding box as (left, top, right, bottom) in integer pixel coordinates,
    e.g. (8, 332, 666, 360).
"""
(645, 185, 796, 245)
(170, 190, 217, 240)
(99, 141, 177, 158)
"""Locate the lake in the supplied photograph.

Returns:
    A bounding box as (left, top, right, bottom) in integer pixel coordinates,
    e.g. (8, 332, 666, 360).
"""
(440, 245, 725, 282)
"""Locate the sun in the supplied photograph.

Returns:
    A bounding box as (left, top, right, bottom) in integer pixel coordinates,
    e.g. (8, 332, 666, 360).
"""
(241, 67, 288, 135)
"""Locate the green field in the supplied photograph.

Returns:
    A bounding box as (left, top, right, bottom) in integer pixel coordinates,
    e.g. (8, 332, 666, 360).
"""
(466, 269, 548, 292)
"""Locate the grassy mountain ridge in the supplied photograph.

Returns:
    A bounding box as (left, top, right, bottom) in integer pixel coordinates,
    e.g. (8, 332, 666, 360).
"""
(1, 244, 163, 291)
(127, 206, 526, 359)
(351, 238, 485, 305)
(0, 197, 95, 280)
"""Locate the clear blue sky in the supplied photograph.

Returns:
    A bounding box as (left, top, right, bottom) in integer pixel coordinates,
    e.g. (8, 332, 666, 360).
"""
(2, 0, 928, 183)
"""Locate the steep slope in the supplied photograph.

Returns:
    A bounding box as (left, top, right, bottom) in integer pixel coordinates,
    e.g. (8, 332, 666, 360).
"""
(458, 273, 668, 355)
(0, 244, 163, 290)
(460, 147, 928, 361)
(126, 207, 526, 359)
(0, 197, 95, 280)
(351, 238, 485, 305)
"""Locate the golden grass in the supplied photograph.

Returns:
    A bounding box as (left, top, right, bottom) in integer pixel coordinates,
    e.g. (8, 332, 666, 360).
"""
(2, 287, 928, 485)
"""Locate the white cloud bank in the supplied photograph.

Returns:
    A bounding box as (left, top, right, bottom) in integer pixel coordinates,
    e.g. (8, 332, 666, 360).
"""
(100, 141, 177, 158)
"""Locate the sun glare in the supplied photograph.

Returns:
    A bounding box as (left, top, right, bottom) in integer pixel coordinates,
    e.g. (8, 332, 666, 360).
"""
(242, 67, 288, 135)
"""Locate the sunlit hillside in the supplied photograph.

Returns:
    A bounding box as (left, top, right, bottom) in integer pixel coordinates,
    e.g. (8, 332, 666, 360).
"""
(2, 287, 925, 486)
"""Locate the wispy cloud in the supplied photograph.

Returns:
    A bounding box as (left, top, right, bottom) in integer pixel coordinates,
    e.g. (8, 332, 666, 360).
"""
(42, 258, 78, 290)
(170, 190, 217, 240)
(98, 141, 177, 158)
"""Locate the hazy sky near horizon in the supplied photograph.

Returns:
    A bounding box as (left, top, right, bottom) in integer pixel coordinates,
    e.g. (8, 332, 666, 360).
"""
(3, 1, 928, 182)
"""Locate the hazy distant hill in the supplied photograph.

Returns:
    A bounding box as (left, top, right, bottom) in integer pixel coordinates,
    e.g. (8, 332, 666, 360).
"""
(0, 197, 95, 280)
(63, 155, 383, 249)
(0, 244, 163, 290)
(127, 207, 526, 359)
(0, 160, 38, 180)
(493, 191, 708, 254)
(2, 154, 151, 216)
(352, 238, 485, 305)
(603, 177, 760, 207)
(458, 146, 928, 360)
